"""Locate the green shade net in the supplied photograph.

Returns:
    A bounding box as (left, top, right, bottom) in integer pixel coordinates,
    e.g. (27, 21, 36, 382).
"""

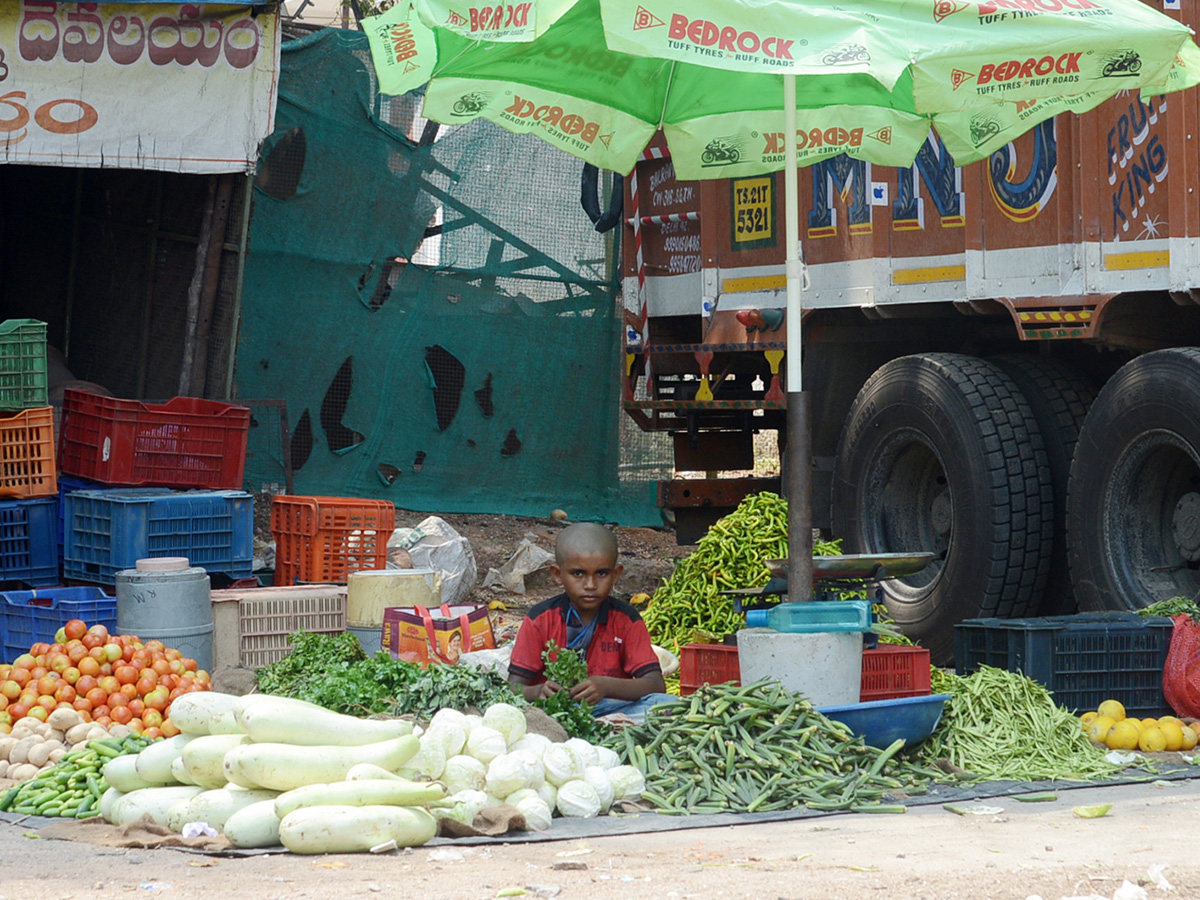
(236, 28, 661, 524)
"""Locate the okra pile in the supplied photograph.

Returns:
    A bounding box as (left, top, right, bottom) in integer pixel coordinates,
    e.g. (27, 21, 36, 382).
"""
(643, 492, 844, 652)
(0, 735, 150, 819)
(613, 681, 940, 815)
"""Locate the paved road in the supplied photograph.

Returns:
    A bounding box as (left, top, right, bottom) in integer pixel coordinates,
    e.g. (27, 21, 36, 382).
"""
(1, 775, 1197, 900)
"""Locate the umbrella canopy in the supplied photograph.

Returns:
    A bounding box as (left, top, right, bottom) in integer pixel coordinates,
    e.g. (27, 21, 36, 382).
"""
(379, 0, 1199, 175)
(366, 0, 1200, 596)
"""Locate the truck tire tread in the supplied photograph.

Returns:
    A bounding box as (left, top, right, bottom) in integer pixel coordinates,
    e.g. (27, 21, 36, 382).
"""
(832, 353, 1054, 663)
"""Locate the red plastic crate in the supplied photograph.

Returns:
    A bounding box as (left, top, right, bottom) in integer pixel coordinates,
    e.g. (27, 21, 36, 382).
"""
(57, 389, 250, 489)
(271, 496, 396, 586)
(0, 406, 56, 499)
(679, 642, 741, 695)
(860, 645, 932, 701)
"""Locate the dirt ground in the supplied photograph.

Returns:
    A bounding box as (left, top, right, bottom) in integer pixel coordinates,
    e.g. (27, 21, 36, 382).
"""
(1, 776, 1197, 900)
(388, 508, 694, 639)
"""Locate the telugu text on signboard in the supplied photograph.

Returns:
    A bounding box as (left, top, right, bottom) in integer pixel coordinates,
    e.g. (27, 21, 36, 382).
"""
(0, 2, 280, 174)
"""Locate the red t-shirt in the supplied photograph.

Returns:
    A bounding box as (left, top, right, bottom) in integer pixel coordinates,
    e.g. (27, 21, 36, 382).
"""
(508, 594, 661, 684)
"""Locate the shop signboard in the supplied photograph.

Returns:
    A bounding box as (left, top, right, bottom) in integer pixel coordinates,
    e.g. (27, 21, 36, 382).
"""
(0, 2, 280, 173)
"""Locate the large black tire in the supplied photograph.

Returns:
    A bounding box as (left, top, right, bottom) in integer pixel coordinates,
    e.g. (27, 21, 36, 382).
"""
(831, 353, 1054, 664)
(991, 355, 1098, 615)
(1067, 348, 1200, 611)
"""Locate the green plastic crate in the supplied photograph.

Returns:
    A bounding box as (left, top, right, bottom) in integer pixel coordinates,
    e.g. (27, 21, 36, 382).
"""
(0, 319, 48, 410)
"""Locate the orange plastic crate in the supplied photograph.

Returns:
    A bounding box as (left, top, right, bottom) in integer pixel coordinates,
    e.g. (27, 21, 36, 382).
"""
(270, 496, 395, 586)
(0, 406, 56, 499)
(860, 645, 932, 701)
(679, 642, 741, 695)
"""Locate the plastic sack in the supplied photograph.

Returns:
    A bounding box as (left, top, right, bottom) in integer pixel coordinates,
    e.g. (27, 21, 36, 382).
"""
(481, 538, 553, 594)
(460, 644, 513, 680)
(388, 516, 478, 605)
(1163, 614, 1200, 719)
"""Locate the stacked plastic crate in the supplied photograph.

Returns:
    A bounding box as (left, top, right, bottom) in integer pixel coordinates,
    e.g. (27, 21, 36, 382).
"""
(679, 641, 933, 700)
(0, 319, 59, 589)
(270, 495, 395, 587)
(57, 387, 255, 586)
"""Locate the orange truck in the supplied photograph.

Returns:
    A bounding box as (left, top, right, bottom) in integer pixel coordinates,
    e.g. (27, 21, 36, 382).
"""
(621, 50, 1200, 661)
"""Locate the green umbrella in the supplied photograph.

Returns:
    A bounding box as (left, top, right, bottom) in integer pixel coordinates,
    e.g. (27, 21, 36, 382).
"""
(366, 0, 1200, 595)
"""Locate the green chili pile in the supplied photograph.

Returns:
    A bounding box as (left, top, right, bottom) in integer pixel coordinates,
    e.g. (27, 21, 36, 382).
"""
(612, 680, 939, 815)
(643, 492, 844, 652)
(920, 666, 1122, 782)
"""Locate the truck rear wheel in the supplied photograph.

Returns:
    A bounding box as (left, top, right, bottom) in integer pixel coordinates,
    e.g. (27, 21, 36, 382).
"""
(990, 354, 1097, 615)
(1067, 348, 1200, 611)
(831, 353, 1054, 664)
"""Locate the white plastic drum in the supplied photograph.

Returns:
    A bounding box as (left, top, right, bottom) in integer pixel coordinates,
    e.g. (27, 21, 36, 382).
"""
(115, 557, 213, 672)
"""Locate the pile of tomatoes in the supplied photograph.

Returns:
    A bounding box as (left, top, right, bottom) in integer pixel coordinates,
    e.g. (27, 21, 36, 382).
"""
(0, 619, 212, 738)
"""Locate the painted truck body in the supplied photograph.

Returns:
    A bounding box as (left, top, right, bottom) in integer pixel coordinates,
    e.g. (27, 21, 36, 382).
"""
(622, 29, 1200, 662)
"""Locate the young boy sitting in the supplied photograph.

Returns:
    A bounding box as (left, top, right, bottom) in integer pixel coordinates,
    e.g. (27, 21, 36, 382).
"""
(507, 523, 675, 722)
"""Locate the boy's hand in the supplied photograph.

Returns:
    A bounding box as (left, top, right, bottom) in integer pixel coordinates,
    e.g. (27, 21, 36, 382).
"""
(518, 679, 565, 701)
(568, 677, 609, 705)
(570, 673, 667, 705)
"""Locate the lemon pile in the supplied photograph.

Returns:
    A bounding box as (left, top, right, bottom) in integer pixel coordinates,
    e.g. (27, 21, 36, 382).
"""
(1080, 699, 1200, 753)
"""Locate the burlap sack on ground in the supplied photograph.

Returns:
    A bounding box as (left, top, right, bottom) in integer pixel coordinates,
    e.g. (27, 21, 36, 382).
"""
(38, 814, 233, 851)
(437, 804, 527, 838)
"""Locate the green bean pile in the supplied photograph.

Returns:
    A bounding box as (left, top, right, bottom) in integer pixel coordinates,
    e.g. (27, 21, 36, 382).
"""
(613, 681, 939, 815)
(0, 735, 150, 818)
(643, 492, 843, 652)
(920, 666, 1120, 782)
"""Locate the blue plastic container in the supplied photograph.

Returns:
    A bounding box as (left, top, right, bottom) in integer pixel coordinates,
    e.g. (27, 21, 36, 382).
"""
(0, 586, 116, 661)
(954, 613, 1174, 718)
(63, 488, 253, 585)
(744, 600, 872, 633)
(817, 694, 952, 749)
(57, 473, 101, 561)
(0, 497, 58, 588)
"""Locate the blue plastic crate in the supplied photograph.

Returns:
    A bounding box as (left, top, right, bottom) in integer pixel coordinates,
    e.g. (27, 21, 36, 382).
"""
(1, 586, 115, 662)
(57, 473, 101, 561)
(0, 497, 58, 588)
(954, 613, 1175, 718)
(63, 488, 254, 585)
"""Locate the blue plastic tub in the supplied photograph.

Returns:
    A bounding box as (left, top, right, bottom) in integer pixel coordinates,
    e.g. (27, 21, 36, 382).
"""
(817, 693, 951, 749)
(0, 586, 115, 661)
(0, 497, 58, 588)
(57, 473, 100, 561)
(63, 488, 253, 585)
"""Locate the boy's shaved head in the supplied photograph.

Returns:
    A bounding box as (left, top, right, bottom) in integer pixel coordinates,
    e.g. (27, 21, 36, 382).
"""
(555, 523, 619, 566)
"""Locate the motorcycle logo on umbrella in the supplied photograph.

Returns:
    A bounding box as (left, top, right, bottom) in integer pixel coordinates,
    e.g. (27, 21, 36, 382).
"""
(1101, 50, 1142, 77)
(969, 114, 1002, 148)
(822, 44, 870, 66)
(701, 136, 746, 166)
(451, 91, 491, 115)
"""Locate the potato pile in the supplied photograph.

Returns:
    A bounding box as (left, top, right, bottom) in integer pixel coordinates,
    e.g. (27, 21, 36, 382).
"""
(0, 707, 128, 784)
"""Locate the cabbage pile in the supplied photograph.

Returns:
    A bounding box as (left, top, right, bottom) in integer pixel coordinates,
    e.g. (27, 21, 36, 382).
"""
(411, 704, 644, 828)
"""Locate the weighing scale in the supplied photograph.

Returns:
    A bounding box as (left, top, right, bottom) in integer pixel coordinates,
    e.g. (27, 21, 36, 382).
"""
(723, 552, 937, 643)
(721, 552, 937, 602)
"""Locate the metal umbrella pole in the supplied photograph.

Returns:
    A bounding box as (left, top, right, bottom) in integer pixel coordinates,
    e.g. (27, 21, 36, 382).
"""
(783, 73, 813, 602)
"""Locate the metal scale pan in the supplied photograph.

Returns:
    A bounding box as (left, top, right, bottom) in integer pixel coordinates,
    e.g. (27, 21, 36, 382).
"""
(765, 552, 936, 583)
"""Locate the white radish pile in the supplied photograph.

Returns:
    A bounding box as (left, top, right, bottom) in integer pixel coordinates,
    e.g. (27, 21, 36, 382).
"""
(99, 692, 433, 853)
(93, 693, 643, 853)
